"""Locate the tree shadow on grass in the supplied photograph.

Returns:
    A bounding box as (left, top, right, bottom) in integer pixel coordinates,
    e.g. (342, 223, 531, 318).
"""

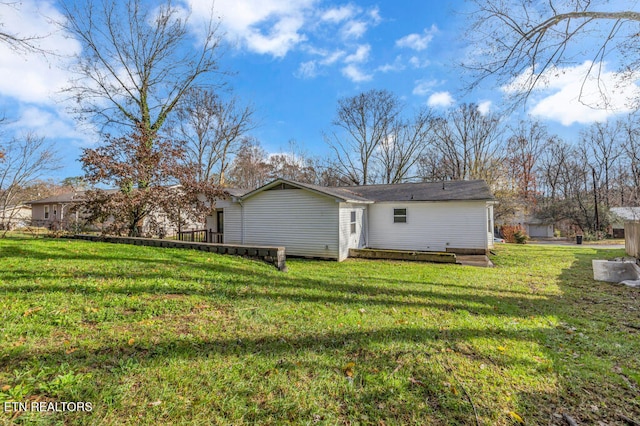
(510, 247, 640, 425)
(2, 240, 639, 424)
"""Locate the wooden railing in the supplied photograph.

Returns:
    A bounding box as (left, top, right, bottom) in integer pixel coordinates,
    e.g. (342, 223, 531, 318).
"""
(208, 231, 223, 243)
(177, 229, 223, 244)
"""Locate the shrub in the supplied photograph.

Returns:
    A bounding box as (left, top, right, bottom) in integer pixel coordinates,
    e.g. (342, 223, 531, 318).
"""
(500, 225, 529, 244)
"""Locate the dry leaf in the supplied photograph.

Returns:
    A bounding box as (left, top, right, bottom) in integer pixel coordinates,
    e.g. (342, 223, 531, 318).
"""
(128, 338, 135, 346)
(1, 385, 10, 391)
(343, 362, 355, 377)
(508, 411, 524, 424)
(148, 400, 162, 407)
(65, 348, 77, 354)
(23, 307, 42, 317)
(408, 377, 424, 386)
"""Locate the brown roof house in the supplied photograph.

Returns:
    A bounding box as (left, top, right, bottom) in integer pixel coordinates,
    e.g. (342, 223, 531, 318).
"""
(27, 189, 203, 236)
(26, 192, 87, 232)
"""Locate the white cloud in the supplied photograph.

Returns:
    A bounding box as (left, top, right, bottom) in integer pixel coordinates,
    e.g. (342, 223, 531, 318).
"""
(244, 15, 308, 57)
(504, 61, 640, 125)
(396, 25, 438, 51)
(477, 100, 492, 115)
(10, 106, 94, 145)
(413, 79, 439, 96)
(377, 56, 405, 73)
(367, 7, 382, 24)
(322, 50, 346, 65)
(342, 64, 372, 82)
(296, 61, 318, 79)
(341, 20, 368, 39)
(189, 0, 317, 57)
(427, 91, 454, 108)
(344, 44, 370, 64)
(0, 1, 80, 105)
(409, 56, 430, 69)
(321, 5, 357, 23)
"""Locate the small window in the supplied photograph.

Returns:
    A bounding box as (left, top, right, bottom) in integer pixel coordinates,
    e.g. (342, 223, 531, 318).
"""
(44, 205, 50, 219)
(393, 208, 407, 223)
(350, 211, 357, 234)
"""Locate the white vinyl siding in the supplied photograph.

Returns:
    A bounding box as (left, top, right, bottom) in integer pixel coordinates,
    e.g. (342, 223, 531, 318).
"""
(240, 189, 340, 259)
(368, 201, 489, 252)
(222, 203, 242, 245)
(487, 205, 495, 248)
(338, 203, 367, 261)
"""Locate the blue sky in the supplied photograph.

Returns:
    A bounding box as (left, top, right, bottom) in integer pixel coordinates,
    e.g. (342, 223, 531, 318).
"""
(1, 0, 639, 181)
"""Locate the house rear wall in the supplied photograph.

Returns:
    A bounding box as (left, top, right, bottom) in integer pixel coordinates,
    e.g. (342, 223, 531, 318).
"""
(368, 201, 490, 253)
(227, 188, 340, 259)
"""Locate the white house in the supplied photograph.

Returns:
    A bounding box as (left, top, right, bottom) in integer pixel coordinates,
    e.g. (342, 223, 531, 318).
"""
(611, 207, 640, 238)
(207, 178, 496, 261)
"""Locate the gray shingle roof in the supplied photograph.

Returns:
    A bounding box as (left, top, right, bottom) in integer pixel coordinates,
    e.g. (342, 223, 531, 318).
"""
(342, 180, 495, 202)
(241, 179, 494, 203)
(26, 191, 86, 204)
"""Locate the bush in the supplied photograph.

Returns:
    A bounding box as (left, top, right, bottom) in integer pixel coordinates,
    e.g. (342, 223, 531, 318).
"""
(500, 225, 529, 244)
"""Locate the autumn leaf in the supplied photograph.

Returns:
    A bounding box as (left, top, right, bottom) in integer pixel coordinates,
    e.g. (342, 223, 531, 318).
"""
(508, 411, 525, 424)
(65, 348, 77, 354)
(497, 346, 506, 352)
(23, 307, 42, 317)
(343, 362, 355, 377)
(148, 400, 162, 407)
(1, 385, 10, 392)
(128, 338, 135, 346)
(408, 377, 424, 386)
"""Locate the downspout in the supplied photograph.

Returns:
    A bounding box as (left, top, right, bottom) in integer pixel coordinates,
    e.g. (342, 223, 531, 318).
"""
(239, 200, 245, 245)
(364, 205, 369, 248)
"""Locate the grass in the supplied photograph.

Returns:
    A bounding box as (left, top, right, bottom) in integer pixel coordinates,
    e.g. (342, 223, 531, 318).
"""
(0, 236, 638, 425)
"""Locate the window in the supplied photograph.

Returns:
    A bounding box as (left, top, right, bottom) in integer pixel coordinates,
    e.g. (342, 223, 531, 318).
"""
(393, 208, 407, 223)
(350, 211, 356, 234)
(44, 205, 50, 219)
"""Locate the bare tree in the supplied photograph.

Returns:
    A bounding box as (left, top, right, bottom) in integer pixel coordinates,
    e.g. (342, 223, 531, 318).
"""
(172, 88, 255, 185)
(621, 116, 640, 205)
(505, 120, 553, 202)
(377, 108, 434, 184)
(326, 89, 401, 185)
(0, 132, 60, 236)
(466, 1, 640, 107)
(59, 0, 224, 177)
(227, 139, 271, 190)
(427, 103, 504, 184)
(581, 121, 623, 208)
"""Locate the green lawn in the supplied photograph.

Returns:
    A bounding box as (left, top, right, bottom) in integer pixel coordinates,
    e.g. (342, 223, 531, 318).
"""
(0, 236, 638, 425)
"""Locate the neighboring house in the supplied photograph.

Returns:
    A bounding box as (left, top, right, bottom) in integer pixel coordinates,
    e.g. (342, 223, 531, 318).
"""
(0, 204, 32, 230)
(611, 207, 640, 238)
(207, 178, 496, 261)
(26, 192, 85, 230)
(523, 218, 555, 238)
(27, 189, 202, 235)
(495, 209, 555, 238)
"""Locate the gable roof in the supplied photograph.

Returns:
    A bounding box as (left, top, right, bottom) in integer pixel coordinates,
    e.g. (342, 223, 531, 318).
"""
(26, 191, 86, 205)
(239, 179, 373, 203)
(611, 207, 640, 222)
(239, 178, 494, 203)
